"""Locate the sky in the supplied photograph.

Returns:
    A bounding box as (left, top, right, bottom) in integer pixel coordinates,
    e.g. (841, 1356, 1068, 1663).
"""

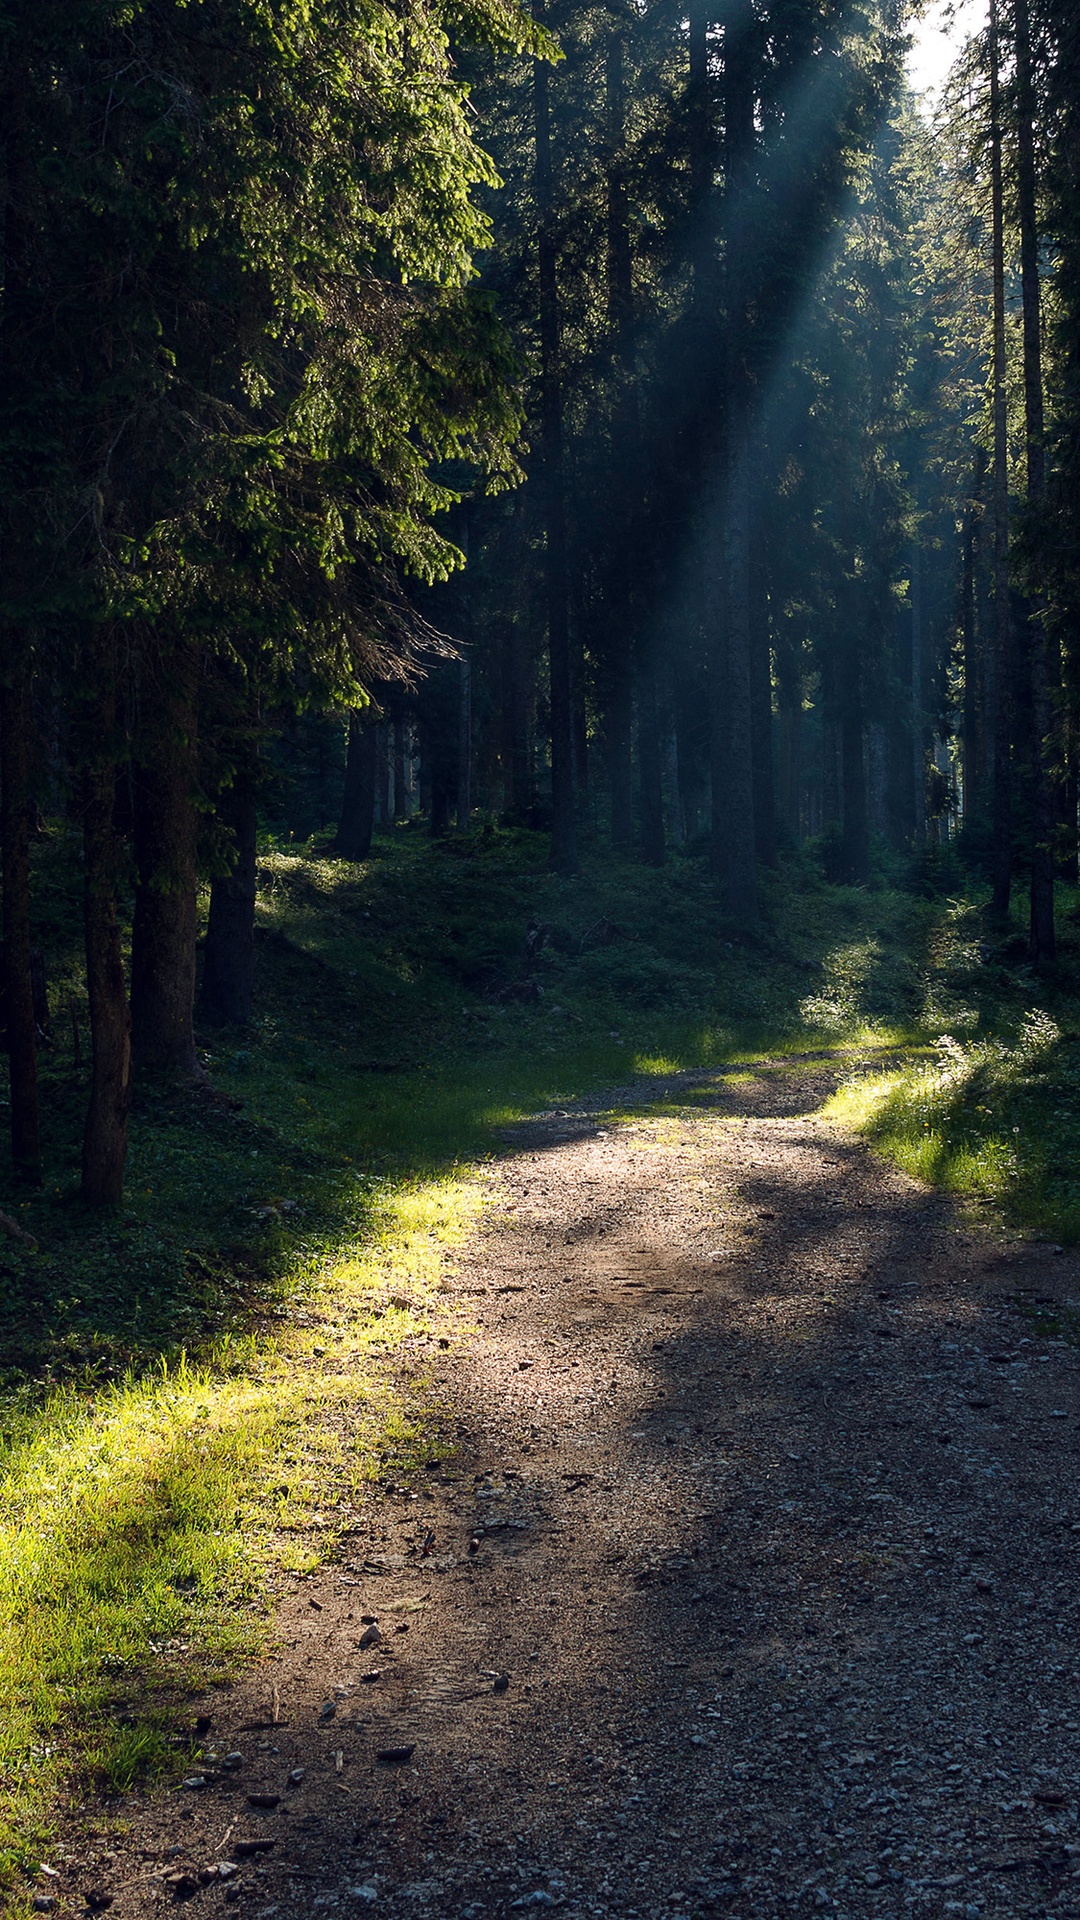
(905, 0, 987, 106)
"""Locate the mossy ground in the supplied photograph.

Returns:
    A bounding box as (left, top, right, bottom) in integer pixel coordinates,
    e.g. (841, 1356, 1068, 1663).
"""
(3, 821, 1080, 1900)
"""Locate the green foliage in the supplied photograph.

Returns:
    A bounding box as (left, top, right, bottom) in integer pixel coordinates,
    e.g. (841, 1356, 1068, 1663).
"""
(2, 0, 550, 709)
(831, 1007, 1080, 1239)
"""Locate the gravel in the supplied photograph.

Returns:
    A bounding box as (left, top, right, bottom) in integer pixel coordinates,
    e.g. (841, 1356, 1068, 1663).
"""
(52, 1062, 1080, 1919)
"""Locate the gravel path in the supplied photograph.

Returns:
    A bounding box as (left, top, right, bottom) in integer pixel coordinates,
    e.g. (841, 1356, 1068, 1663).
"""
(55, 1061, 1080, 1919)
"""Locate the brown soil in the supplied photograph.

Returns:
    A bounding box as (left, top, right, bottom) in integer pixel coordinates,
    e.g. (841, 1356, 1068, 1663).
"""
(49, 1062, 1080, 1919)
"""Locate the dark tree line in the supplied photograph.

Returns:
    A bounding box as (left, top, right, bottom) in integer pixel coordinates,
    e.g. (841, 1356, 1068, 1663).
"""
(5, 0, 1080, 1202)
(0, 0, 544, 1198)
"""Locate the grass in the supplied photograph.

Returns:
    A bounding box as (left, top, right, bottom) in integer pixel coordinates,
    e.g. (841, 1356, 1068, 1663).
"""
(0, 1166, 478, 1899)
(4, 821, 1080, 1902)
(823, 891, 1080, 1244)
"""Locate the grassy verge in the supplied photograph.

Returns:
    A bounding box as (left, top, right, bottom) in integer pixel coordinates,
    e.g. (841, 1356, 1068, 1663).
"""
(3, 825, 1079, 1900)
(0, 1167, 481, 1899)
(818, 890, 1080, 1244)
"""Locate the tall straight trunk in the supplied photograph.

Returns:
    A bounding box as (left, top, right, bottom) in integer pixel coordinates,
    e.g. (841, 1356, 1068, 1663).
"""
(608, 666, 634, 852)
(840, 690, 869, 884)
(665, 729, 685, 844)
(636, 654, 665, 866)
(336, 709, 377, 860)
(375, 723, 391, 828)
(81, 642, 131, 1204)
(1015, 0, 1054, 964)
(606, 27, 657, 865)
(713, 3, 757, 920)
(0, 142, 41, 1184)
(457, 654, 473, 829)
(989, 0, 1013, 921)
(569, 608, 589, 808)
(911, 539, 926, 844)
(393, 716, 408, 819)
(779, 702, 802, 840)
(676, 707, 699, 840)
(961, 451, 986, 822)
(750, 540, 777, 867)
(715, 436, 757, 914)
(508, 622, 535, 819)
(1060, 714, 1079, 884)
(822, 711, 841, 832)
(201, 773, 257, 1027)
(131, 641, 203, 1080)
(0, 652, 41, 1183)
(534, 54, 577, 876)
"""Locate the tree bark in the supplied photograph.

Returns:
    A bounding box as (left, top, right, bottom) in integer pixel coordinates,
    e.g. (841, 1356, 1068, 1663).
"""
(0, 125, 42, 1184)
(375, 723, 390, 829)
(961, 450, 986, 823)
(507, 621, 535, 820)
(0, 651, 42, 1183)
(636, 652, 665, 867)
(201, 774, 257, 1027)
(130, 640, 202, 1080)
(911, 538, 926, 845)
(750, 536, 777, 867)
(336, 709, 377, 860)
(393, 715, 409, 819)
(457, 654, 473, 830)
(605, 25, 658, 866)
(608, 663, 634, 853)
(1014, 0, 1054, 965)
(716, 435, 758, 915)
(712, 1, 757, 920)
(840, 687, 869, 884)
(81, 649, 131, 1204)
(989, 0, 1013, 922)
(534, 53, 577, 876)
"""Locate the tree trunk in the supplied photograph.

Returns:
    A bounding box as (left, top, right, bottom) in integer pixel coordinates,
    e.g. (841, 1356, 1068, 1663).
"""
(508, 622, 535, 820)
(534, 53, 577, 876)
(131, 641, 202, 1080)
(336, 709, 377, 860)
(840, 691, 869, 884)
(457, 654, 472, 830)
(911, 539, 926, 844)
(201, 774, 257, 1027)
(1015, 0, 1054, 965)
(608, 664, 634, 852)
(81, 651, 131, 1204)
(779, 701, 802, 840)
(374, 724, 390, 829)
(393, 716, 409, 819)
(750, 536, 777, 867)
(0, 69, 41, 1181)
(636, 651, 665, 866)
(0, 651, 42, 1183)
(989, 0, 1013, 922)
(961, 450, 986, 823)
(716, 430, 757, 916)
(713, 4, 757, 920)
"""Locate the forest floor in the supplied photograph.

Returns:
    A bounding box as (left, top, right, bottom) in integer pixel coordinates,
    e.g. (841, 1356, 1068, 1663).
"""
(45, 1052, 1080, 1920)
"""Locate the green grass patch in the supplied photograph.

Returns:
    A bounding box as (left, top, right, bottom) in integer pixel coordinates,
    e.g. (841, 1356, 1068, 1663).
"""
(827, 1007, 1080, 1240)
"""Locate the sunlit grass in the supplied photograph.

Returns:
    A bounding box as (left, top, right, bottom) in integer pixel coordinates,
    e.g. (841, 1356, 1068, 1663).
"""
(0, 1167, 479, 1900)
(826, 1009, 1080, 1238)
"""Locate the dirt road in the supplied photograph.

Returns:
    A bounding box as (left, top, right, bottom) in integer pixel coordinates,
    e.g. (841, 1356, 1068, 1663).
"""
(58, 1062, 1080, 1919)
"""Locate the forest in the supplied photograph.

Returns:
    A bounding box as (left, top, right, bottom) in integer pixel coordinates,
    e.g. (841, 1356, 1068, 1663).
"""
(3, 0, 1080, 1909)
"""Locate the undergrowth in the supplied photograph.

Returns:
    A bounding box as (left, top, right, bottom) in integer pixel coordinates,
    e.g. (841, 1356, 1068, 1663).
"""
(829, 1004, 1080, 1240)
(3, 824, 1080, 1899)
